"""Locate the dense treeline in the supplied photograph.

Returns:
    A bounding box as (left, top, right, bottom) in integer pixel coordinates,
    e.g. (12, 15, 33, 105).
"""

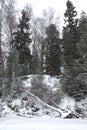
(62, 0, 87, 101)
(0, 0, 87, 101)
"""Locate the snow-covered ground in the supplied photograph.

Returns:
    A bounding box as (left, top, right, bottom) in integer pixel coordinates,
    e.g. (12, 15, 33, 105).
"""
(22, 75, 61, 90)
(0, 74, 87, 130)
(0, 116, 87, 130)
(0, 75, 87, 118)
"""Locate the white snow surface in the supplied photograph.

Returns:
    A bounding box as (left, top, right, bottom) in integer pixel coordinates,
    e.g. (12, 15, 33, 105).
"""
(1, 75, 87, 118)
(1, 75, 87, 130)
(0, 116, 87, 130)
(60, 95, 76, 112)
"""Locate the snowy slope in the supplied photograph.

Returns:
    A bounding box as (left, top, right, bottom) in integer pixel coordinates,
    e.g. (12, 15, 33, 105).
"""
(1, 75, 87, 119)
(0, 116, 87, 130)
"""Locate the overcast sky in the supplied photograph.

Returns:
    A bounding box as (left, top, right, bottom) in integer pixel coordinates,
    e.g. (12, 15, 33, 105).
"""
(16, 0, 87, 16)
(16, 0, 87, 30)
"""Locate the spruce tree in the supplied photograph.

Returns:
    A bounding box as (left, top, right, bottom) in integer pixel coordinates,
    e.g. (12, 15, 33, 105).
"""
(61, 0, 81, 100)
(45, 24, 61, 75)
(62, 8, 87, 101)
(13, 9, 32, 76)
(63, 0, 79, 65)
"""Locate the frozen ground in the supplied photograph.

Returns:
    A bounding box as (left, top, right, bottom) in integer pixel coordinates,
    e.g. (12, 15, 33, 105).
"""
(0, 74, 87, 130)
(0, 116, 87, 130)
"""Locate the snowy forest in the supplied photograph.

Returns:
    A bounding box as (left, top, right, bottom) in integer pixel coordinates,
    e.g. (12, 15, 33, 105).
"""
(0, 0, 87, 122)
